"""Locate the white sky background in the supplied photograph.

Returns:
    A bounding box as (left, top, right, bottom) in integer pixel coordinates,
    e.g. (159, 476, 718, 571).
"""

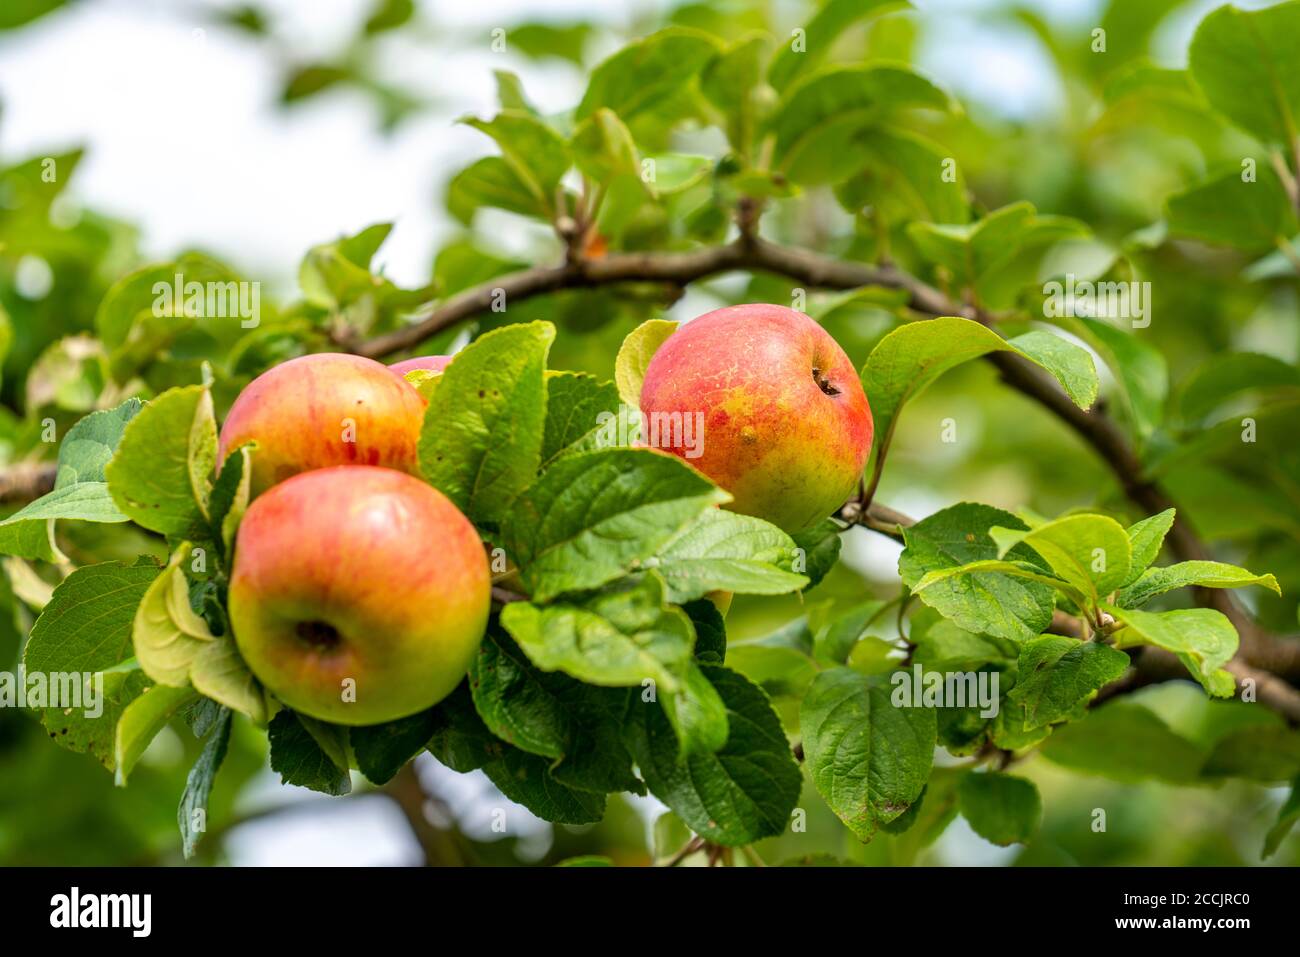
(0, 0, 1257, 865)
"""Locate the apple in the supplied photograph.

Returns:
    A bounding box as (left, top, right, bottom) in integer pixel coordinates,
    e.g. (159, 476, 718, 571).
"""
(639, 303, 873, 533)
(219, 352, 425, 496)
(228, 465, 490, 725)
(388, 355, 452, 378)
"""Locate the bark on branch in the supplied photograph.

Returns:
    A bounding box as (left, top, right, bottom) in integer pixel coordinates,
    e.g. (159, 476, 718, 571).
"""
(350, 235, 1300, 679)
(0, 462, 56, 503)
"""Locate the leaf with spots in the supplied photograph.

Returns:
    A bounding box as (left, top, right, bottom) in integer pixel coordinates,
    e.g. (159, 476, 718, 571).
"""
(800, 667, 936, 841)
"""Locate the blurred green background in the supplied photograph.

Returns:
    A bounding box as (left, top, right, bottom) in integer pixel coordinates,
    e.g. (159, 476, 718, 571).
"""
(0, 0, 1297, 865)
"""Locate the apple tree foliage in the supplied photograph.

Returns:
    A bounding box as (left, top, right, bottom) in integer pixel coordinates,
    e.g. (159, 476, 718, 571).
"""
(2, 0, 1300, 865)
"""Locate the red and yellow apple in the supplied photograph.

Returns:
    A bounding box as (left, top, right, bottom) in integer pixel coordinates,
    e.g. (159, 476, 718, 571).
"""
(219, 352, 425, 496)
(228, 465, 490, 725)
(639, 303, 873, 533)
(388, 355, 452, 378)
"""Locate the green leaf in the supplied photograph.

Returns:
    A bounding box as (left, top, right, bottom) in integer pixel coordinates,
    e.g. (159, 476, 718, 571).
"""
(770, 65, 953, 184)
(684, 598, 726, 664)
(132, 549, 214, 687)
(990, 695, 1052, 752)
(93, 254, 244, 379)
(470, 626, 577, 758)
(1008, 330, 1101, 410)
(1177, 353, 1300, 424)
(132, 545, 267, 721)
(0, 398, 144, 550)
(22, 561, 161, 769)
(651, 508, 808, 602)
(498, 574, 694, 694)
(912, 616, 1018, 672)
(419, 320, 554, 527)
(178, 705, 232, 858)
(1055, 317, 1167, 441)
(113, 684, 198, 786)
(0, 483, 123, 527)
(789, 519, 842, 591)
(494, 70, 537, 115)
(899, 504, 1057, 642)
(549, 689, 645, 794)
(1263, 776, 1300, 859)
(1041, 700, 1206, 783)
(576, 28, 720, 122)
(55, 398, 143, 486)
(268, 710, 352, 796)
(363, 0, 414, 36)
(0, 0, 69, 30)
(813, 600, 888, 665)
(659, 661, 729, 758)
(208, 443, 253, 555)
(106, 385, 217, 538)
(700, 35, 766, 154)
(614, 318, 677, 407)
(26, 335, 107, 413)
(1122, 508, 1176, 586)
(300, 222, 385, 302)
(1201, 725, 1300, 782)
(297, 224, 434, 332)
(1107, 607, 1239, 697)
(879, 767, 963, 857)
(834, 127, 970, 224)
(350, 710, 438, 786)
(913, 558, 1083, 614)
(508, 22, 592, 66)
(190, 631, 268, 725)
(625, 665, 801, 846)
(427, 685, 606, 824)
(800, 667, 936, 841)
(1118, 560, 1281, 609)
(281, 64, 351, 103)
(571, 107, 640, 184)
(461, 111, 570, 214)
(862, 317, 1097, 484)
(184, 696, 223, 738)
(1008, 636, 1130, 730)
(767, 0, 908, 92)
(990, 512, 1133, 611)
(726, 637, 819, 700)
(0, 516, 58, 562)
(906, 203, 1089, 297)
(1165, 166, 1297, 252)
(1188, 2, 1300, 145)
(957, 771, 1041, 846)
(447, 156, 548, 224)
(501, 447, 728, 602)
(643, 153, 712, 194)
(541, 371, 620, 467)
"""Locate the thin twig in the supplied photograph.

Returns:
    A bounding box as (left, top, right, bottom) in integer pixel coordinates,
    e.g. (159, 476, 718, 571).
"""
(662, 835, 705, 867)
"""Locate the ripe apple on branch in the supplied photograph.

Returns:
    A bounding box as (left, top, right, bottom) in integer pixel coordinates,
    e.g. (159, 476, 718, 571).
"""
(210, 305, 875, 728)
